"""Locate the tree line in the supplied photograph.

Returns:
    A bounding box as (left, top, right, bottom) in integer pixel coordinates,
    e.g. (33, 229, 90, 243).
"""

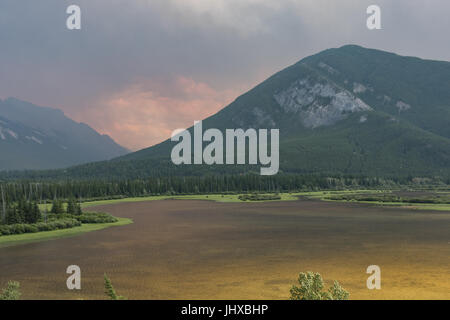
(0, 173, 421, 204)
(1, 197, 82, 226)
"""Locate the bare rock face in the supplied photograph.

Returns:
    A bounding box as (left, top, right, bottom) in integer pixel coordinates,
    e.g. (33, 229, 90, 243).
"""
(274, 78, 372, 128)
(353, 82, 367, 93)
(396, 101, 411, 112)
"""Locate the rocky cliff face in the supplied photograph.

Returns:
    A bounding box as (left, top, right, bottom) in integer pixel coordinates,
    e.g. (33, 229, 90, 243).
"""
(274, 77, 372, 128)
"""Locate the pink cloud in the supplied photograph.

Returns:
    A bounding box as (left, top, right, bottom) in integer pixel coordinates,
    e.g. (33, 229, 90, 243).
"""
(70, 76, 240, 151)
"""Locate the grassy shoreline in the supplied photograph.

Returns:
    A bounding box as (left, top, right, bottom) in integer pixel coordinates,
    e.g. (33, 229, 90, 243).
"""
(82, 193, 300, 207)
(33, 188, 450, 211)
(77, 190, 450, 212)
(302, 190, 450, 211)
(0, 217, 132, 248)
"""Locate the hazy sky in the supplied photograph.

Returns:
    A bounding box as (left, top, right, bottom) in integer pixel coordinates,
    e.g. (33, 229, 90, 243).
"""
(1, 0, 449, 150)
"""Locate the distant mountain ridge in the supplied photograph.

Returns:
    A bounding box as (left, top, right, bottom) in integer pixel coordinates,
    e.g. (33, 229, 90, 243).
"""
(4, 45, 450, 178)
(0, 98, 129, 170)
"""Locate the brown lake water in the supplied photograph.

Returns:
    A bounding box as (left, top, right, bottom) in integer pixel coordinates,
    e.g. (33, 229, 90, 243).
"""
(0, 199, 449, 299)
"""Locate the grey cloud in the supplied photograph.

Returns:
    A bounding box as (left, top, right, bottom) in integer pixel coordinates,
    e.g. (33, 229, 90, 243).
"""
(1, 0, 449, 148)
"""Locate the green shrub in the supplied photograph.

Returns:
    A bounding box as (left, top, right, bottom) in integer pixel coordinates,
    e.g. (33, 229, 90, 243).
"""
(24, 224, 38, 233)
(12, 224, 26, 234)
(35, 222, 52, 231)
(290, 272, 349, 300)
(0, 219, 81, 236)
(328, 280, 350, 300)
(0, 226, 9, 235)
(76, 212, 118, 224)
(238, 193, 282, 201)
(0, 281, 21, 300)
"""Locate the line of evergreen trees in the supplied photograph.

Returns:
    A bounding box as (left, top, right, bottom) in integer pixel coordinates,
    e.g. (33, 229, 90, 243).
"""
(2, 200, 41, 225)
(0, 198, 82, 226)
(50, 198, 82, 215)
(0, 174, 447, 213)
(0, 174, 422, 204)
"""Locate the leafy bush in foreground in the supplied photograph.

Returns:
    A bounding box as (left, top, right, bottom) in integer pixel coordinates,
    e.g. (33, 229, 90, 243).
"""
(0, 281, 21, 300)
(290, 272, 349, 300)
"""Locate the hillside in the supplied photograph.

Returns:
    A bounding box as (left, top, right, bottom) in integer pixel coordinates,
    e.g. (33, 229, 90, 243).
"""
(5, 45, 450, 178)
(0, 98, 129, 170)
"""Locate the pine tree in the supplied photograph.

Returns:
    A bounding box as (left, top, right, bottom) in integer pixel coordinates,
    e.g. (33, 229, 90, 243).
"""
(31, 202, 41, 223)
(17, 199, 27, 223)
(66, 198, 75, 214)
(75, 201, 82, 215)
(6, 206, 20, 224)
(51, 200, 61, 214)
(104, 274, 126, 300)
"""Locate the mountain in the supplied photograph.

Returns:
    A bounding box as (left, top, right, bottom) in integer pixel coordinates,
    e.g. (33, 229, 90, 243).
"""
(6, 45, 450, 178)
(0, 98, 129, 170)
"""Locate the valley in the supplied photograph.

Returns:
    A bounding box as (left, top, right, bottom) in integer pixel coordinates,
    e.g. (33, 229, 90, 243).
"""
(1, 45, 449, 301)
(2, 0, 449, 306)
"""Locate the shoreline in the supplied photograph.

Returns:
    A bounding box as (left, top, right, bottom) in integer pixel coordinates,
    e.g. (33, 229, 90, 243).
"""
(0, 217, 133, 248)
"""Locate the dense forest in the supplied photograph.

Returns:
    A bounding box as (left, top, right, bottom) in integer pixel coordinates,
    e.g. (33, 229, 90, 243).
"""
(0, 194, 119, 236)
(0, 174, 448, 204)
(0, 196, 83, 235)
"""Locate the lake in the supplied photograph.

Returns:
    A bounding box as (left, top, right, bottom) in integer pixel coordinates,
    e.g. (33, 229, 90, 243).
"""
(0, 198, 449, 299)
